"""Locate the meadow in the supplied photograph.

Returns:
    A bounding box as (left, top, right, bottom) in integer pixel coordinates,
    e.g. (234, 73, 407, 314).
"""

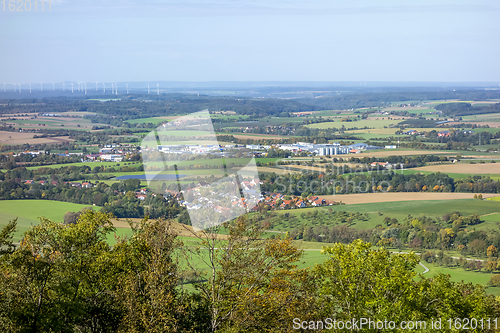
(0, 200, 100, 241)
(306, 118, 401, 130)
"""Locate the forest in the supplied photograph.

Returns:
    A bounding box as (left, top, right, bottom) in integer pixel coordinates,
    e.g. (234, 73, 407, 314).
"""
(1, 211, 499, 332)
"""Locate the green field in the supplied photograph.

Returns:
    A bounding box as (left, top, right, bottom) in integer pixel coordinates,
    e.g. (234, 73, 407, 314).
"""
(306, 118, 401, 130)
(0, 200, 101, 241)
(125, 117, 173, 125)
(19, 161, 142, 171)
(414, 261, 500, 295)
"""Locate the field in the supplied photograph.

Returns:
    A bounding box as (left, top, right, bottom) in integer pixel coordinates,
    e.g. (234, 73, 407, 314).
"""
(321, 192, 497, 205)
(0, 200, 100, 241)
(19, 161, 142, 171)
(413, 163, 500, 174)
(342, 149, 460, 158)
(306, 118, 400, 130)
(125, 116, 176, 125)
(230, 133, 289, 140)
(0, 131, 74, 145)
(1, 116, 111, 130)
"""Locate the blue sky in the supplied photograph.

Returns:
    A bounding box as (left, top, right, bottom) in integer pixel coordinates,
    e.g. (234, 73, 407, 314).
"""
(0, 0, 499, 83)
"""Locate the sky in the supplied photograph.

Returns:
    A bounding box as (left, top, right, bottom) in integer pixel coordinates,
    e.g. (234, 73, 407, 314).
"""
(0, 0, 499, 84)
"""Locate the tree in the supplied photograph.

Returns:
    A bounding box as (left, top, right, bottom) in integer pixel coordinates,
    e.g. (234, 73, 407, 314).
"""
(114, 218, 195, 332)
(487, 275, 500, 287)
(0, 210, 122, 332)
(487, 245, 498, 258)
(0, 219, 16, 256)
(185, 216, 316, 332)
(316, 240, 421, 323)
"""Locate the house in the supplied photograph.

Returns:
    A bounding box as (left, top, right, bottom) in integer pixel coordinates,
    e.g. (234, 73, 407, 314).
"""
(82, 182, 93, 188)
(350, 149, 360, 154)
(308, 196, 319, 203)
(370, 162, 389, 168)
(311, 199, 324, 207)
(51, 181, 58, 185)
(296, 200, 306, 208)
(136, 194, 146, 200)
(438, 131, 450, 137)
(25, 180, 34, 184)
(39, 180, 47, 185)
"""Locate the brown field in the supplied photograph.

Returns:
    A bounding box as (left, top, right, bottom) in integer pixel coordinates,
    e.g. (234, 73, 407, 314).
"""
(382, 106, 434, 112)
(0, 131, 74, 145)
(467, 113, 500, 119)
(471, 101, 498, 105)
(353, 150, 455, 158)
(61, 111, 97, 116)
(232, 134, 286, 140)
(413, 163, 500, 174)
(110, 218, 230, 239)
(449, 121, 500, 128)
(322, 192, 498, 205)
(257, 166, 294, 174)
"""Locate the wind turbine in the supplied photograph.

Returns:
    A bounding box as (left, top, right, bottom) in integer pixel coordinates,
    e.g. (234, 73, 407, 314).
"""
(52, 82, 55, 91)
(63, 83, 65, 92)
(40, 82, 42, 91)
(157, 83, 159, 95)
(95, 81, 98, 91)
(71, 83, 74, 93)
(29, 83, 32, 93)
(3, 83, 5, 93)
(126, 83, 129, 94)
(147, 83, 150, 94)
(111, 83, 114, 94)
(18, 84, 21, 93)
(115, 83, 117, 95)
(103, 82, 105, 93)
(83, 82, 87, 94)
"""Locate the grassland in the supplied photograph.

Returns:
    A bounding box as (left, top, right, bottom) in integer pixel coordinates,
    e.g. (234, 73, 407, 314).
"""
(125, 117, 175, 125)
(306, 118, 401, 130)
(0, 200, 100, 241)
(18, 161, 142, 171)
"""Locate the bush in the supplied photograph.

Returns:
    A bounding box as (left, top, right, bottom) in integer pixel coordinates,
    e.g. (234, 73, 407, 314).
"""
(487, 275, 500, 287)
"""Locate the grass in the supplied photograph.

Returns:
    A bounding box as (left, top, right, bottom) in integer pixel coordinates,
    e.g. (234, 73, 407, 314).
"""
(306, 119, 401, 130)
(125, 117, 173, 125)
(415, 261, 500, 295)
(18, 161, 142, 171)
(0, 200, 100, 242)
